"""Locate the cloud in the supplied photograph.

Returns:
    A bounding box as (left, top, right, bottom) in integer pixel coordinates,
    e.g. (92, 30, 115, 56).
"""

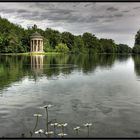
(133, 6, 140, 9)
(0, 2, 140, 47)
(17, 9, 29, 13)
(121, 10, 130, 13)
(106, 7, 118, 12)
(0, 8, 16, 14)
(114, 14, 123, 17)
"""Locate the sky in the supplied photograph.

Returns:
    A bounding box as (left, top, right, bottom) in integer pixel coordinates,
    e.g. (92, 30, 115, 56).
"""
(0, 2, 140, 47)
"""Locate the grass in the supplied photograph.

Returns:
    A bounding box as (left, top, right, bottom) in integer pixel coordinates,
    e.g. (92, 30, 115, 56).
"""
(0, 52, 65, 56)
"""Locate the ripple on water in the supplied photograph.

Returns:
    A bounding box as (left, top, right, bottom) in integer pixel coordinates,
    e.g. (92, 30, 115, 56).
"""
(95, 104, 113, 115)
(0, 109, 11, 119)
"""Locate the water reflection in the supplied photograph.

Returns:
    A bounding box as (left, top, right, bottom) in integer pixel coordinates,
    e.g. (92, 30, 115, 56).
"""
(0, 54, 140, 137)
(132, 55, 140, 78)
(0, 54, 131, 91)
(31, 55, 44, 76)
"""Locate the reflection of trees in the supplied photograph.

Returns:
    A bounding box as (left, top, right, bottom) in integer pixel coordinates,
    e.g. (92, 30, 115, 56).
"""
(116, 54, 130, 63)
(132, 55, 140, 77)
(68, 54, 117, 73)
(0, 54, 130, 90)
(0, 55, 29, 90)
(94, 54, 116, 70)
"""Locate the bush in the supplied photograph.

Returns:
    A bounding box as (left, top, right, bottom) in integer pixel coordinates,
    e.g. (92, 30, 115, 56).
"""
(133, 45, 140, 54)
(55, 43, 69, 53)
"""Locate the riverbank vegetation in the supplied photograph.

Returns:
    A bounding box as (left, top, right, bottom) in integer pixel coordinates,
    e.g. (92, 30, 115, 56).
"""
(133, 30, 140, 54)
(0, 16, 134, 54)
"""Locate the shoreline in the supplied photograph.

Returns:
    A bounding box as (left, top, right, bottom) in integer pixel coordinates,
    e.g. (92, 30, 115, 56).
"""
(0, 52, 134, 56)
(0, 52, 65, 56)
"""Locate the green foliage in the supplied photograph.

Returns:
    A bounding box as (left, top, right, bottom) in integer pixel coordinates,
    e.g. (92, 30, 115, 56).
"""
(61, 32, 75, 50)
(82, 32, 96, 49)
(55, 43, 69, 53)
(0, 34, 9, 52)
(116, 44, 132, 53)
(135, 30, 140, 46)
(43, 38, 52, 52)
(133, 30, 140, 54)
(45, 28, 61, 49)
(99, 39, 117, 53)
(133, 45, 140, 54)
(74, 35, 84, 49)
(82, 32, 102, 54)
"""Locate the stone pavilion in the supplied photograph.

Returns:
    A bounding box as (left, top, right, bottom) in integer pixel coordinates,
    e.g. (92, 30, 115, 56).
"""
(30, 31, 44, 52)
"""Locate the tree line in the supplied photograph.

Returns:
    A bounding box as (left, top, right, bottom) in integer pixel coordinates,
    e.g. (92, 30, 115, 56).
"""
(133, 30, 140, 54)
(0, 16, 133, 54)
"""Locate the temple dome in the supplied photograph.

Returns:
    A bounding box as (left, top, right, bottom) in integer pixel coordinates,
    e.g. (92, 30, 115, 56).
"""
(30, 31, 43, 39)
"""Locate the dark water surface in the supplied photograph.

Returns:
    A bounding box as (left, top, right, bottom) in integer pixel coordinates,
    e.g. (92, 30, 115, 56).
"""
(0, 54, 140, 137)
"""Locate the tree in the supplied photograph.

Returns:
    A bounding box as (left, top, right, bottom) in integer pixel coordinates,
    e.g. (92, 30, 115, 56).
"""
(135, 30, 140, 45)
(99, 39, 117, 53)
(74, 35, 84, 49)
(116, 44, 132, 53)
(82, 32, 100, 53)
(133, 29, 140, 54)
(0, 34, 9, 53)
(43, 38, 52, 52)
(45, 28, 61, 49)
(133, 45, 140, 54)
(61, 32, 75, 50)
(82, 32, 94, 49)
(55, 43, 69, 52)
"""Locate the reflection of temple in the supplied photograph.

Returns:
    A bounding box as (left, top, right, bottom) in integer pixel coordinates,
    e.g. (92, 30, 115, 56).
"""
(31, 55, 44, 75)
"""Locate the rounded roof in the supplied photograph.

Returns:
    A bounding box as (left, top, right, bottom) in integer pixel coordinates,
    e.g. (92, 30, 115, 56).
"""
(30, 31, 43, 39)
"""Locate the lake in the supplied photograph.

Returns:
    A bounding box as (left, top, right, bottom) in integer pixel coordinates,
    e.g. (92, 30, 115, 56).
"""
(0, 54, 140, 137)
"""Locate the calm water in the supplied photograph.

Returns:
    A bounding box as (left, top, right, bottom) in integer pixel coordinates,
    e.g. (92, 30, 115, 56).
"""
(0, 54, 140, 137)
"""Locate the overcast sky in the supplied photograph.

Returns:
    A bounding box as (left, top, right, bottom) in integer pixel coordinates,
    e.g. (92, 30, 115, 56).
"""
(0, 2, 140, 47)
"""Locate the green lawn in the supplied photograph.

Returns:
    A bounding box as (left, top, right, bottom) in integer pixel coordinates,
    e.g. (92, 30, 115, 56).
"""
(0, 52, 65, 56)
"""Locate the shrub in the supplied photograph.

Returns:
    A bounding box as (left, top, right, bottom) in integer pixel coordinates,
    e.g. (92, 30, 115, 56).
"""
(133, 45, 140, 54)
(55, 43, 69, 53)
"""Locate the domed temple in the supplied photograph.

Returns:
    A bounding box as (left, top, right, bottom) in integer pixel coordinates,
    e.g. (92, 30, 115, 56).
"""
(30, 31, 44, 52)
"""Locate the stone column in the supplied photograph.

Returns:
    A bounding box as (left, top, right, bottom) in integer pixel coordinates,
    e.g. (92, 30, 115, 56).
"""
(33, 40, 35, 52)
(34, 40, 36, 52)
(40, 40, 42, 51)
(37, 40, 39, 52)
(40, 40, 41, 51)
(37, 40, 38, 51)
(35, 40, 37, 52)
(33, 40, 34, 52)
(38, 40, 40, 51)
(30, 41, 32, 52)
(32, 40, 33, 52)
(34, 40, 35, 52)
(31, 40, 33, 52)
(41, 40, 43, 51)
(30, 40, 33, 52)
(38, 40, 39, 51)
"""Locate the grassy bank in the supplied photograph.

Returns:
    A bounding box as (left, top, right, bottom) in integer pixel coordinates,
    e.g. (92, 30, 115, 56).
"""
(0, 52, 133, 56)
(0, 52, 65, 56)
